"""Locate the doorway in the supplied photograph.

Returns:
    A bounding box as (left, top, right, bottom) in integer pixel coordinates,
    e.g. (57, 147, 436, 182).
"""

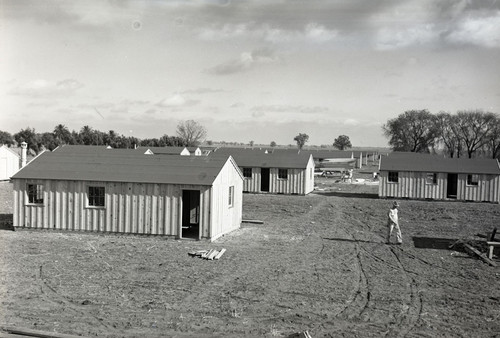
(261, 168, 270, 192)
(182, 190, 200, 239)
(447, 173, 458, 199)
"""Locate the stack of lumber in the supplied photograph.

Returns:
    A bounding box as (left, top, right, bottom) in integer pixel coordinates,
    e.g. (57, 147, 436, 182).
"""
(188, 248, 226, 260)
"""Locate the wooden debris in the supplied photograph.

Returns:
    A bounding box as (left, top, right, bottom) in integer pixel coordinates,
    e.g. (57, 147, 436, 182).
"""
(463, 243, 497, 267)
(189, 248, 226, 260)
(207, 250, 218, 260)
(288, 331, 312, 338)
(242, 219, 264, 224)
(214, 248, 226, 260)
(486, 241, 500, 259)
(188, 250, 208, 257)
(1, 326, 84, 338)
(489, 227, 497, 241)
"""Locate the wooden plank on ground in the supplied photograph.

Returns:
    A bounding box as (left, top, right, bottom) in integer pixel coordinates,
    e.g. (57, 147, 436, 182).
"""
(463, 243, 497, 267)
(242, 219, 264, 224)
(206, 249, 219, 260)
(214, 248, 226, 260)
(1, 326, 85, 338)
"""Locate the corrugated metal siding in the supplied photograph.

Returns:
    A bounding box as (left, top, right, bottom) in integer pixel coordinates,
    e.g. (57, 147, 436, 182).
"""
(13, 178, 213, 236)
(379, 171, 500, 203)
(210, 160, 243, 240)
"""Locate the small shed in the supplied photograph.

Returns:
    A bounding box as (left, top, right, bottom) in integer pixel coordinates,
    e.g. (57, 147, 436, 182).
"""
(379, 153, 500, 203)
(11, 150, 243, 241)
(212, 148, 315, 195)
(0, 145, 20, 180)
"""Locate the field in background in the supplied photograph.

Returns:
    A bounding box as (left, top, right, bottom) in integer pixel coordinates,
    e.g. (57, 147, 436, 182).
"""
(0, 172, 499, 337)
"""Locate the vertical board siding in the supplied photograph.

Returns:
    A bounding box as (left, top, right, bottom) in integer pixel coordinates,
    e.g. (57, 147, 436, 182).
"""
(379, 171, 500, 203)
(242, 165, 313, 195)
(12, 178, 214, 237)
(211, 159, 243, 240)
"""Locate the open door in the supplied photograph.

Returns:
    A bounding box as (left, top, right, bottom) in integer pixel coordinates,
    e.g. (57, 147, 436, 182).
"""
(261, 168, 270, 192)
(182, 190, 200, 239)
(447, 173, 458, 199)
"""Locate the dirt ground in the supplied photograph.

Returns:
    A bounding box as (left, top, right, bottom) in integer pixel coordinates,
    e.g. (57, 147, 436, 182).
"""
(1, 166, 500, 337)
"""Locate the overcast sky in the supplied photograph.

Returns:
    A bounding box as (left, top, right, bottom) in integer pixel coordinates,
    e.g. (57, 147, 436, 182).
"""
(1, 0, 500, 147)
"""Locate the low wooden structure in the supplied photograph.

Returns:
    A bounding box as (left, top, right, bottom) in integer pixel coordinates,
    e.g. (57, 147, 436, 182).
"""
(212, 148, 315, 195)
(11, 149, 243, 241)
(379, 153, 500, 203)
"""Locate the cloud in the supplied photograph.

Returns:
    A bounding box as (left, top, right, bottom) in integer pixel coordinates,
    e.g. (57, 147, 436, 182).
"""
(249, 105, 331, 122)
(9, 79, 84, 97)
(446, 11, 500, 48)
(156, 94, 200, 107)
(207, 48, 280, 75)
(180, 88, 225, 94)
(375, 24, 439, 50)
(198, 22, 339, 44)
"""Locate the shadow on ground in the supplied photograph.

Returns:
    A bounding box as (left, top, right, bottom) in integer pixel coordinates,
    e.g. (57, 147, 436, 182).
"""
(313, 191, 379, 199)
(0, 213, 14, 231)
(412, 236, 457, 250)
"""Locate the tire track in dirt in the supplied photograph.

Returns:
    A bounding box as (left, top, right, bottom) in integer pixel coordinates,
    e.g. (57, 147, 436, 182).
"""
(311, 197, 372, 321)
(38, 264, 113, 331)
(327, 196, 424, 337)
(385, 247, 423, 338)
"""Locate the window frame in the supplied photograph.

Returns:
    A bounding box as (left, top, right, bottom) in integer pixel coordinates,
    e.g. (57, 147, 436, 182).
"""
(426, 172, 437, 185)
(466, 174, 479, 186)
(26, 183, 44, 205)
(243, 167, 252, 179)
(228, 186, 234, 208)
(388, 171, 399, 183)
(87, 185, 106, 208)
(278, 168, 288, 180)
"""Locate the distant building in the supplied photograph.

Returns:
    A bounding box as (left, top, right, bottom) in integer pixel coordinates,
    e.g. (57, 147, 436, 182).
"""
(212, 148, 315, 195)
(379, 153, 500, 203)
(0, 145, 20, 180)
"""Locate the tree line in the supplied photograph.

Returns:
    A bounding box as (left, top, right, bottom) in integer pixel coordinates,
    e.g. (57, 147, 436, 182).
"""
(0, 120, 207, 154)
(383, 109, 500, 158)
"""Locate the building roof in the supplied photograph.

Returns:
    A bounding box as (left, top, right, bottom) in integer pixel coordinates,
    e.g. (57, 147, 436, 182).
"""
(211, 148, 313, 169)
(12, 150, 236, 185)
(135, 146, 188, 155)
(380, 155, 500, 175)
(0, 145, 20, 158)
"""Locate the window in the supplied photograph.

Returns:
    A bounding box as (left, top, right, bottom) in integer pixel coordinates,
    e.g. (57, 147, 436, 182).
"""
(467, 174, 479, 186)
(228, 186, 234, 207)
(388, 171, 398, 183)
(426, 173, 437, 184)
(88, 186, 105, 207)
(243, 167, 252, 178)
(27, 184, 44, 204)
(278, 169, 288, 179)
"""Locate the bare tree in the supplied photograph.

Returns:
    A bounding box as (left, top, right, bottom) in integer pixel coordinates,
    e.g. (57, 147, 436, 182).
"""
(176, 120, 207, 147)
(452, 110, 496, 158)
(435, 112, 463, 157)
(382, 110, 438, 152)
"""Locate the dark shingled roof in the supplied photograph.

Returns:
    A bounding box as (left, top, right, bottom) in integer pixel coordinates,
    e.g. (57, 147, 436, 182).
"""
(380, 155, 500, 175)
(12, 150, 233, 185)
(211, 148, 313, 169)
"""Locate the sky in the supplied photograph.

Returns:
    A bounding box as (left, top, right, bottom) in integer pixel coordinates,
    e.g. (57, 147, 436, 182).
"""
(1, 0, 500, 147)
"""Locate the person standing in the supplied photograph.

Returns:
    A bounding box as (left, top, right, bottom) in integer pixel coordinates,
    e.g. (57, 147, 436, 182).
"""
(387, 201, 402, 245)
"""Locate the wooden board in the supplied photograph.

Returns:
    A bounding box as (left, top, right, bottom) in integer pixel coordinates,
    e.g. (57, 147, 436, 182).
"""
(463, 243, 497, 267)
(1, 326, 85, 338)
